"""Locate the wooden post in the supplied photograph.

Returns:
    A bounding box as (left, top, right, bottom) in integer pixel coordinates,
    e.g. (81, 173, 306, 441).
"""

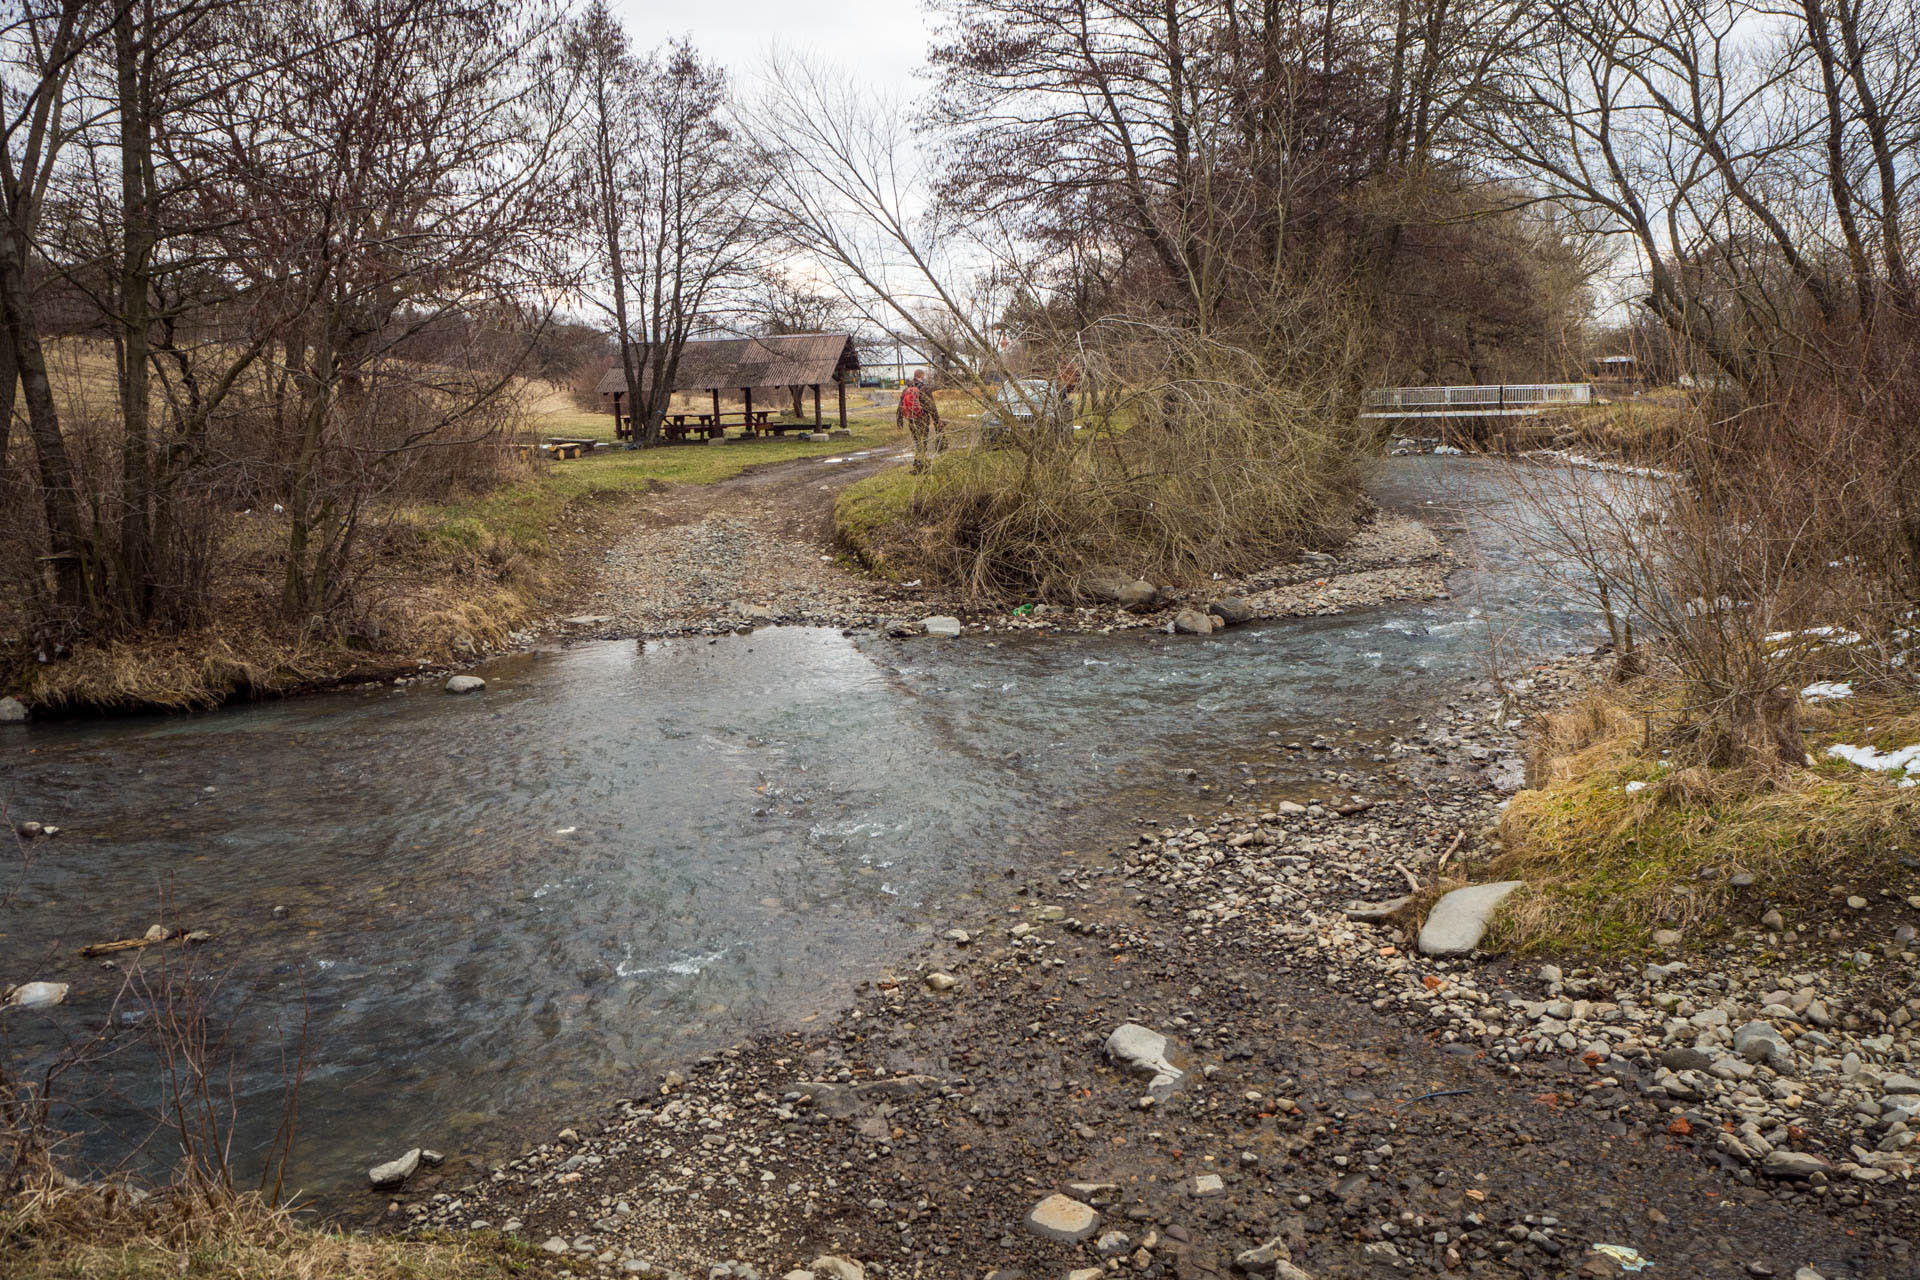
(711, 387, 721, 432)
(836, 377, 847, 429)
(742, 386, 753, 435)
(813, 383, 822, 426)
(611, 392, 622, 440)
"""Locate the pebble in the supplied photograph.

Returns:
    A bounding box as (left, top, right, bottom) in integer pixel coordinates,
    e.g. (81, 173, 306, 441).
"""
(1024, 1193, 1100, 1242)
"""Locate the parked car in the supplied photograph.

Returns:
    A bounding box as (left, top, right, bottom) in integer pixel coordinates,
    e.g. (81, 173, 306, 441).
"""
(981, 378, 1074, 443)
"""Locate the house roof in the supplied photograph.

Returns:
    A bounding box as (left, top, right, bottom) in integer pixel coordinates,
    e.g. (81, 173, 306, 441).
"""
(595, 333, 860, 397)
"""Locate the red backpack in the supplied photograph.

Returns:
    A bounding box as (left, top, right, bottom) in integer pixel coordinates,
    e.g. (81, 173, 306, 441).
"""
(901, 384, 923, 416)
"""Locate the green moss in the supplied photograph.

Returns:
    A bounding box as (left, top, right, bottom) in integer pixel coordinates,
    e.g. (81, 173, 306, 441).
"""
(1488, 683, 1920, 956)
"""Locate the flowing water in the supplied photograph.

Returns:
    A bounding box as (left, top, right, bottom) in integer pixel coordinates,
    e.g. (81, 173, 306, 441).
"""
(0, 458, 1612, 1202)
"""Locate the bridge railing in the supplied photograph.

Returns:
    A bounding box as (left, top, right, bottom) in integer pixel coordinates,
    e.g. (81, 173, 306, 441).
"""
(1362, 383, 1592, 413)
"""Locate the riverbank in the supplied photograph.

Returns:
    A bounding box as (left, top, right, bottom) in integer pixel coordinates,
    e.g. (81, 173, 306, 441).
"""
(403, 652, 1918, 1279)
(0, 423, 903, 719)
(568, 471, 1448, 644)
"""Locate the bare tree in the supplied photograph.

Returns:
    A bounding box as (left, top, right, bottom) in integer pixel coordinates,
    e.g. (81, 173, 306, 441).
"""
(564, 10, 760, 446)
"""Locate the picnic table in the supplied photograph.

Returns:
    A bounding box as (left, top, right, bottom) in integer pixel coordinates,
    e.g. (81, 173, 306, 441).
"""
(616, 410, 781, 443)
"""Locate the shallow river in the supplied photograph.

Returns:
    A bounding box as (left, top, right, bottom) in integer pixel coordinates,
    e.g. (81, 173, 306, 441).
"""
(0, 458, 1609, 1201)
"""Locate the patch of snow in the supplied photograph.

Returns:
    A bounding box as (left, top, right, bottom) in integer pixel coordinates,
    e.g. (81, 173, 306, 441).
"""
(1433, 444, 1464, 455)
(1766, 626, 1864, 647)
(1623, 780, 1649, 793)
(1800, 681, 1853, 702)
(1528, 449, 1677, 479)
(1825, 741, 1920, 776)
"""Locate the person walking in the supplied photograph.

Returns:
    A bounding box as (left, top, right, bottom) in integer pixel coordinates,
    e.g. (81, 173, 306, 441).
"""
(897, 369, 943, 469)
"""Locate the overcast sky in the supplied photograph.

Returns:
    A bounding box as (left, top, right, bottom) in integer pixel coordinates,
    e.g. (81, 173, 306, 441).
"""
(609, 0, 937, 101)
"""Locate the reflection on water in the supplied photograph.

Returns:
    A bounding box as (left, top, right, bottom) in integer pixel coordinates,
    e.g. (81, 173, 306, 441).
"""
(0, 457, 1606, 1200)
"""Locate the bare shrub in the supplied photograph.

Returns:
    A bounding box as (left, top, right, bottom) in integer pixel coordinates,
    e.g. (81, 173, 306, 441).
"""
(863, 310, 1372, 601)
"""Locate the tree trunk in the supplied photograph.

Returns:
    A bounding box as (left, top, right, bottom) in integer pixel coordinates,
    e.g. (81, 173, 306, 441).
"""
(115, 5, 157, 623)
(0, 228, 87, 609)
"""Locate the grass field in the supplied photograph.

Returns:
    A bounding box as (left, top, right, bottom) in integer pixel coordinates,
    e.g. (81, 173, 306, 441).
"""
(447, 393, 908, 552)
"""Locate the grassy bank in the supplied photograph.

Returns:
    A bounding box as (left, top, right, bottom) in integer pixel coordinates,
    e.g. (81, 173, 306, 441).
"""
(1, 1177, 543, 1280)
(832, 407, 1364, 601)
(4, 409, 903, 716)
(1485, 674, 1920, 954)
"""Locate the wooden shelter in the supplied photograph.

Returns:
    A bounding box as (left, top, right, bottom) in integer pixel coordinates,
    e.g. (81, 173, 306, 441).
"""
(597, 333, 862, 441)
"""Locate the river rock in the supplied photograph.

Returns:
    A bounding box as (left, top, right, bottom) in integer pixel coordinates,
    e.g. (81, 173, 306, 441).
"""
(561, 615, 613, 627)
(921, 616, 962, 637)
(4, 981, 69, 1010)
(1172, 608, 1214, 636)
(1733, 1020, 1793, 1072)
(1344, 895, 1411, 923)
(1207, 597, 1254, 625)
(369, 1148, 423, 1188)
(0, 696, 26, 723)
(1085, 575, 1160, 610)
(1417, 881, 1524, 956)
(444, 675, 486, 694)
(1104, 1023, 1182, 1092)
(1762, 1149, 1829, 1179)
(925, 972, 957, 991)
(806, 1257, 864, 1280)
(1025, 1193, 1099, 1242)
(1236, 1235, 1294, 1270)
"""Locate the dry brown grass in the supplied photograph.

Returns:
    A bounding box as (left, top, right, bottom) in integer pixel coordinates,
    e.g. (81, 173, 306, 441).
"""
(1, 1163, 546, 1280)
(835, 332, 1370, 600)
(1486, 678, 1920, 954)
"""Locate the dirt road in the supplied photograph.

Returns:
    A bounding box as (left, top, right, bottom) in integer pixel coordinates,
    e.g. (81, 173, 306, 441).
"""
(559, 444, 919, 639)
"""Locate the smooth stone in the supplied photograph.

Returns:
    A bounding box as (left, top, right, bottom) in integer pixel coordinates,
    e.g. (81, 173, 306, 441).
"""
(1762, 1149, 1829, 1179)
(444, 675, 486, 694)
(1025, 1193, 1099, 1242)
(1191, 1173, 1225, 1197)
(924, 972, 957, 992)
(921, 616, 962, 638)
(4, 981, 69, 1010)
(561, 615, 613, 626)
(1104, 1023, 1183, 1092)
(1733, 1020, 1793, 1071)
(1883, 1074, 1920, 1094)
(1652, 927, 1684, 949)
(1417, 881, 1525, 956)
(0, 696, 26, 723)
(807, 1258, 864, 1280)
(369, 1147, 422, 1188)
(1086, 576, 1159, 610)
(1172, 608, 1214, 635)
(1206, 597, 1254, 625)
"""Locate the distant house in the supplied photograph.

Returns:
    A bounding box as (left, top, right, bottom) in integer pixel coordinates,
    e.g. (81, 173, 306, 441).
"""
(596, 332, 861, 439)
(1588, 353, 1639, 387)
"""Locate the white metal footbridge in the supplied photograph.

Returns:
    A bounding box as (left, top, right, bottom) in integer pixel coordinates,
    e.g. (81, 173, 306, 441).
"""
(1362, 383, 1592, 419)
